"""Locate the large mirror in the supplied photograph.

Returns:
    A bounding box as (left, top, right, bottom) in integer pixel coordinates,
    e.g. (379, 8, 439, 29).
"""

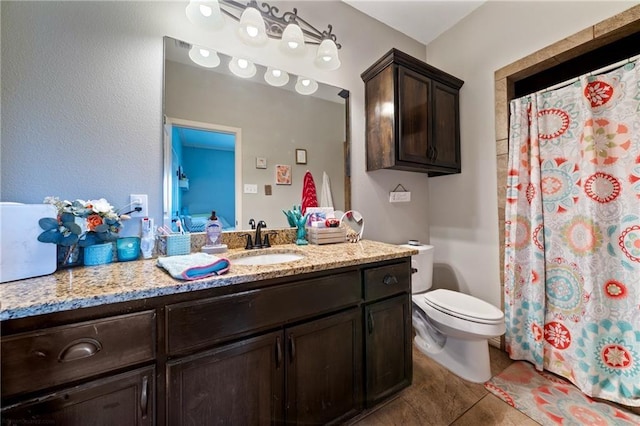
(163, 36, 349, 233)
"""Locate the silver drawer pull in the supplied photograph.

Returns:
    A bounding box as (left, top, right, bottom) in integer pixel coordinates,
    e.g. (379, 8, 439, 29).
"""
(58, 338, 102, 362)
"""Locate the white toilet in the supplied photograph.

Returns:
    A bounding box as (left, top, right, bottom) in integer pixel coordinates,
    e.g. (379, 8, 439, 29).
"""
(402, 243, 506, 383)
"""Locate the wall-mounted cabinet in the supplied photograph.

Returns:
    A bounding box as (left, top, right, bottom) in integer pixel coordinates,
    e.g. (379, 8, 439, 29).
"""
(361, 49, 464, 176)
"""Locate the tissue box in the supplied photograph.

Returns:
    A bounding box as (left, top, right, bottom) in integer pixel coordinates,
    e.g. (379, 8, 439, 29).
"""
(158, 234, 191, 256)
(307, 227, 346, 245)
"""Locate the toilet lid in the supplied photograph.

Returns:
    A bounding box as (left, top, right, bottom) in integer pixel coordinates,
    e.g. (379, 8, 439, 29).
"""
(422, 289, 504, 324)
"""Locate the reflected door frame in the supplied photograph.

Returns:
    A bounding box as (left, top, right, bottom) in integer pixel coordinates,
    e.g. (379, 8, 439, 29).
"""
(163, 116, 242, 229)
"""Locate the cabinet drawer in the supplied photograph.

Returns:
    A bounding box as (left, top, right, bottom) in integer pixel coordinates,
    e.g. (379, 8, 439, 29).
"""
(166, 271, 361, 356)
(1, 310, 156, 398)
(364, 261, 411, 301)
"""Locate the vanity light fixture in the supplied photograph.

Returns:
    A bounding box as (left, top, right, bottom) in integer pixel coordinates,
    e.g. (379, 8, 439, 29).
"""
(229, 56, 257, 78)
(295, 76, 318, 95)
(264, 67, 289, 87)
(279, 18, 306, 56)
(188, 45, 221, 68)
(314, 37, 341, 71)
(185, 0, 224, 30)
(237, 3, 268, 46)
(185, 0, 341, 70)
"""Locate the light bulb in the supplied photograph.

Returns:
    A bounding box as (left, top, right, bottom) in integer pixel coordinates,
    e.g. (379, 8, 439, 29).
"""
(229, 57, 256, 78)
(199, 4, 212, 17)
(314, 38, 341, 70)
(264, 67, 289, 87)
(238, 7, 267, 46)
(295, 76, 318, 95)
(280, 22, 306, 56)
(188, 45, 220, 68)
(246, 26, 259, 38)
(185, 1, 224, 30)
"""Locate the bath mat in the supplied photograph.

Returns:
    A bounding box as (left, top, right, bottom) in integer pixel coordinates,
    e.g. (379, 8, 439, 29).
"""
(484, 361, 640, 425)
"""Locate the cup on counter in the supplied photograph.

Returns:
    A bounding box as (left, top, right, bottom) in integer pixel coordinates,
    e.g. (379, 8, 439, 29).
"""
(116, 236, 141, 262)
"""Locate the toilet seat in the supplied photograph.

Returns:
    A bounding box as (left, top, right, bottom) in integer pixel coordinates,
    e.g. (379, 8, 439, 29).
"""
(422, 289, 504, 325)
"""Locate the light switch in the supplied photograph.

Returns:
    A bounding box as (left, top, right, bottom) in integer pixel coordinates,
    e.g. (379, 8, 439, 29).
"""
(244, 184, 258, 194)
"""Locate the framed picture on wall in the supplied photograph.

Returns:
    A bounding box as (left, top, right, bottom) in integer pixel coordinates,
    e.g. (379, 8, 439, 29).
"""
(275, 164, 291, 185)
(295, 149, 307, 164)
(256, 157, 267, 169)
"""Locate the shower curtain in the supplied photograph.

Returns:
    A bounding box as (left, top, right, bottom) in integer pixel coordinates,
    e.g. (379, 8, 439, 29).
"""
(504, 57, 640, 406)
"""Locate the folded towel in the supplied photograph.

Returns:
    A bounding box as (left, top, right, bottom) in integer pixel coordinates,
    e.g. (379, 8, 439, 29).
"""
(157, 253, 230, 280)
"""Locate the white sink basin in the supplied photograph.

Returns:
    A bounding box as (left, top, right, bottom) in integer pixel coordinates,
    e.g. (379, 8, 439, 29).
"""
(231, 252, 304, 266)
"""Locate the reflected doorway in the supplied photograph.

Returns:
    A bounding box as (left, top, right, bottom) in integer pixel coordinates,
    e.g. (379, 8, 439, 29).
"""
(164, 117, 242, 231)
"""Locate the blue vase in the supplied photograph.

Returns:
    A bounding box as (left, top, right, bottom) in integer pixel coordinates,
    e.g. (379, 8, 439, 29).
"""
(83, 242, 114, 266)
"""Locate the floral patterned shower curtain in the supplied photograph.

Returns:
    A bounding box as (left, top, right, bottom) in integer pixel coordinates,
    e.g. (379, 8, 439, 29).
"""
(504, 58, 640, 406)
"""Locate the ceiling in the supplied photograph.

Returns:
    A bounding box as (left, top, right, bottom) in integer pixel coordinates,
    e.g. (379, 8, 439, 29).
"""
(343, 1, 485, 45)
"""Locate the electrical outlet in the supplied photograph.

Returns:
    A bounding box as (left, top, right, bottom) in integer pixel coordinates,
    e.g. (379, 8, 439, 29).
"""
(129, 194, 148, 217)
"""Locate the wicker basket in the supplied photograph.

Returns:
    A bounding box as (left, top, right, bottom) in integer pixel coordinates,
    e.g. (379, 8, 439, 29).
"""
(158, 234, 191, 256)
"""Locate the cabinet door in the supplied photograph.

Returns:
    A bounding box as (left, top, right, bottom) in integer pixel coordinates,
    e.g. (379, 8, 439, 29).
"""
(286, 308, 362, 425)
(431, 81, 461, 171)
(365, 294, 412, 406)
(1, 366, 154, 426)
(398, 67, 432, 165)
(167, 330, 284, 426)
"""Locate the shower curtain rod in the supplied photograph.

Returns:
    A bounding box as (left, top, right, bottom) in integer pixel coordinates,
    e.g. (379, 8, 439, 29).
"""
(537, 53, 640, 94)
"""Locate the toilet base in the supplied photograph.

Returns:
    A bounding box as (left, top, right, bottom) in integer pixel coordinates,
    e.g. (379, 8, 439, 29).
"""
(414, 334, 492, 383)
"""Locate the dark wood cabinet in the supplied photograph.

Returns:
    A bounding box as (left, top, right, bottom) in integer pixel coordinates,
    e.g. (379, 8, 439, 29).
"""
(2, 366, 154, 426)
(1, 310, 156, 399)
(362, 48, 464, 176)
(163, 270, 362, 424)
(167, 309, 362, 426)
(364, 295, 412, 406)
(286, 308, 362, 424)
(363, 261, 413, 407)
(1, 258, 412, 425)
(167, 331, 284, 425)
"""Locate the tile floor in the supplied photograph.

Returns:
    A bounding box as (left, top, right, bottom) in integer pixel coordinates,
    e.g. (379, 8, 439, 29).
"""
(352, 345, 540, 426)
(353, 345, 640, 425)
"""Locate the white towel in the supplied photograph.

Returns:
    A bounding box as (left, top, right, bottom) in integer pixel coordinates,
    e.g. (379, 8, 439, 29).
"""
(157, 253, 230, 280)
(320, 171, 334, 208)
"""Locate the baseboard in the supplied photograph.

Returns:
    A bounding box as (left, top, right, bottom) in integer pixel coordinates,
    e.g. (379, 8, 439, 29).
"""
(489, 336, 501, 348)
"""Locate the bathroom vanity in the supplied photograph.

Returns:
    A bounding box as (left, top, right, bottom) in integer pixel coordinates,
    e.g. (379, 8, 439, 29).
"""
(0, 241, 416, 425)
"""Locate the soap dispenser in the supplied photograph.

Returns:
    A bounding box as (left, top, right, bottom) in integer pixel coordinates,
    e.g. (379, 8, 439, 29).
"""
(141, 217, 155, 259)
(205, 211, 222, 246)
(202, 211, 228, 254)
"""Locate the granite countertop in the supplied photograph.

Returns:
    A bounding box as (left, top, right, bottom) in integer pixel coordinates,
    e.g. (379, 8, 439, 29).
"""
(0, 240, 417, 321)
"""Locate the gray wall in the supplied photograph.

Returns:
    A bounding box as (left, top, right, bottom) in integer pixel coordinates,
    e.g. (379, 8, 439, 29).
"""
(1, 0, 428, 243)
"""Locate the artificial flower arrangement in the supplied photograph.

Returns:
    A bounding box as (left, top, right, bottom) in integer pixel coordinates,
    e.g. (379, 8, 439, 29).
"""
(38, 197, 130, 249)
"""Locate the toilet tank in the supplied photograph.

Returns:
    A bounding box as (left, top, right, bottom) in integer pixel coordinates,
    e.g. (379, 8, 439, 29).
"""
(400, 244, 434, 294)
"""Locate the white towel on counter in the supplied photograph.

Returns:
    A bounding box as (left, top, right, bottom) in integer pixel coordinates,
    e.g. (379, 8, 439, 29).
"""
(157, 253, 230, 280)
